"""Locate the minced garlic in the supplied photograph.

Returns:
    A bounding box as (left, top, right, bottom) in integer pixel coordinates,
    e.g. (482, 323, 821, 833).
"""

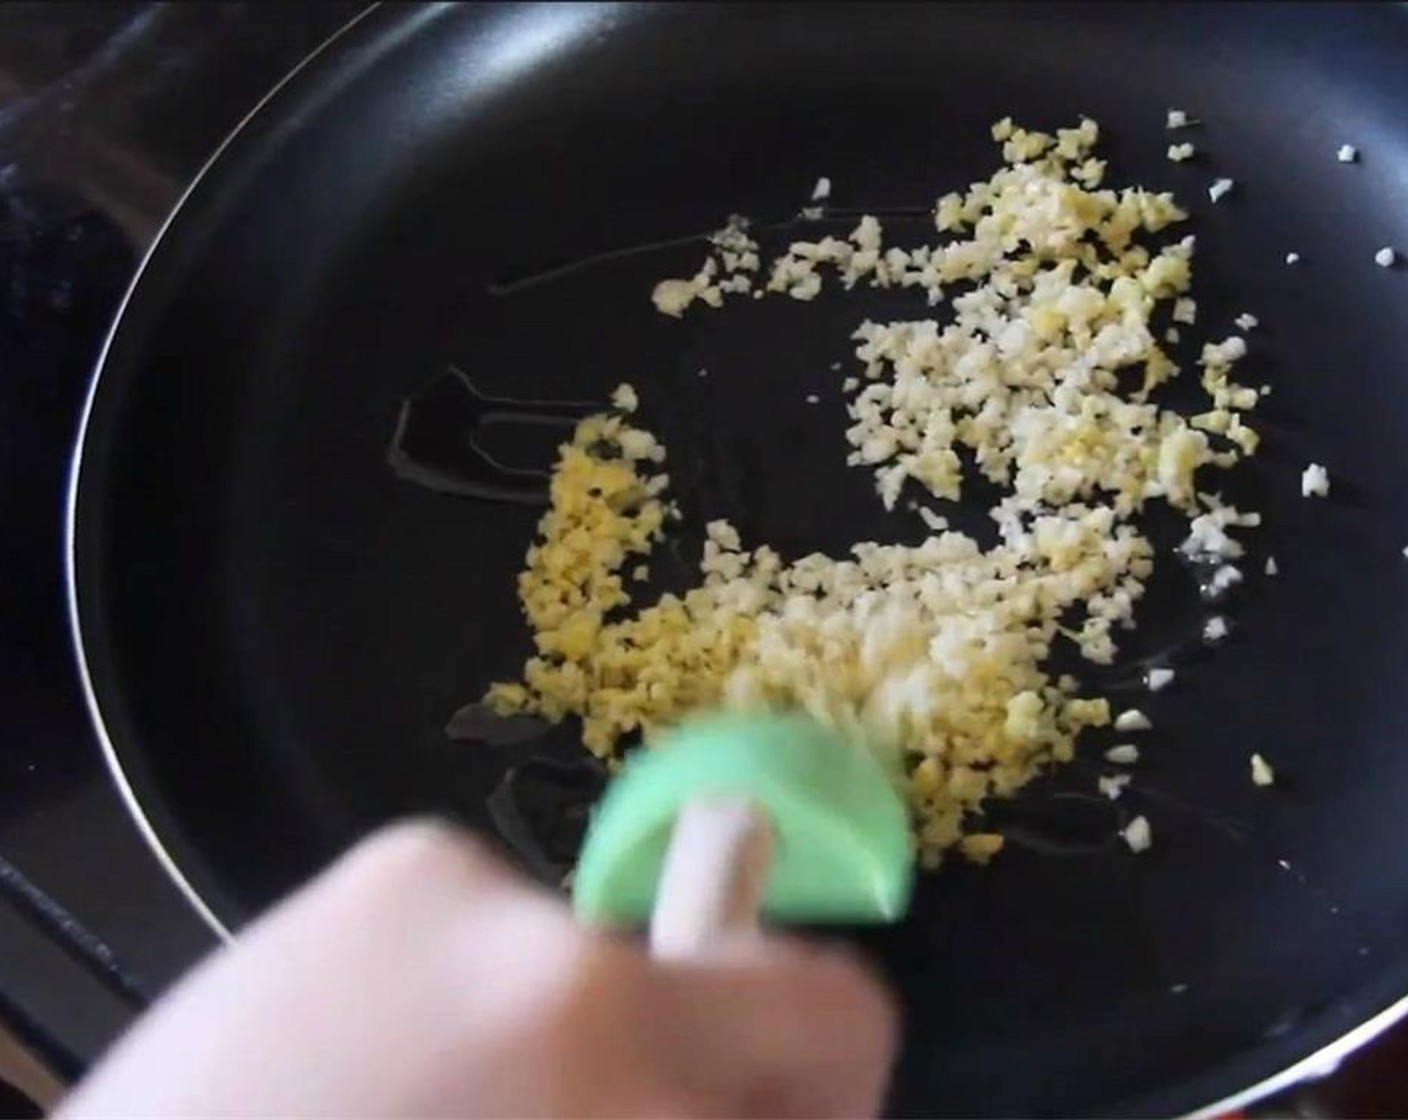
(487, 117, 1263, 867)
(1123, 815, 1153, 853)
(1114, 709, 1153, 733)
(1301, 463, 1330, 498)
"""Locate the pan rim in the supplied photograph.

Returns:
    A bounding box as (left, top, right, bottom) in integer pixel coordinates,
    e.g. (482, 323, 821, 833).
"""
(62, 0, 393, 946)
(58, 2, 1408, 1114)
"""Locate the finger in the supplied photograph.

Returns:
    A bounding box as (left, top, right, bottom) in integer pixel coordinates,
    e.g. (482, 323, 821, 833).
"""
(60, 819, 577, 1118)
(648, 937, 899, 1118)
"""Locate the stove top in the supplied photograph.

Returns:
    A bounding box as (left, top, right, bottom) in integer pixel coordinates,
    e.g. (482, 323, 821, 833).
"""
(0, 0, 361, 1074)
(1, 5, 1406, 1114)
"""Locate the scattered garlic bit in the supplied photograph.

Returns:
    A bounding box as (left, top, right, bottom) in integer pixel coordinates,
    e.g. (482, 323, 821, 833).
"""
(697, 367, 709, 378)
(631, 564, 650, 581)
(1206, 564, 1243, 597)
(1069, 157, 1107, 187)
(805, 393, 821, 405)
(1106, 743, 1141, 764)
(610, 382, 639, 413)
(1099, 773, 1132, 799)
(1208, 178, 1235, 203)
(1195, 333, 1261, 431)
(1146, 667, 1175, 692)
(1374, 246, 1397, 268)
(1203, 615, 1229, 643)
(917, 507, 949, 532)
(1123, 815, 1153, 852)
(959, 833, 1005, 865)
(1114, 709, 1153, 732)
(1402, 545, 1408, 559)
(1337, 144, 1358, 163)
(650, 217, 760, 315)
(765, 213, 891, 300)
(800, 205, 825, 221)
(1265, 555, 1279, 576)
(1285, 251, 1301, 265)
(1165, 327, 1181, 344)
(711, 217, 761, 271)
(1234, 312, 1259, 331)
(1301, 462, 1330, 498)
(811, 176, 832, 201)
(495, 117, 1263, 867)
(1166, 109, 1195, 129)
(1251, 752, 1276, 786)
(786, 270, 824, 301)
(1201, 335, 1247, 366)
(1181, 503, 1256, 565)
(1172, 297, 1198, 325)
(652, 272, 715, 317)
(1167, 142, 1196, 163)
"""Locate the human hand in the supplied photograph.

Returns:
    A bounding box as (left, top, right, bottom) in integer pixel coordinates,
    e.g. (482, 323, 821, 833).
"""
(59, 820, 897, 1118)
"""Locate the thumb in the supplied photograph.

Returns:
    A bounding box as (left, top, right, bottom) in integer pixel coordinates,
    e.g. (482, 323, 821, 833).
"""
(649, 937, 898, 1118)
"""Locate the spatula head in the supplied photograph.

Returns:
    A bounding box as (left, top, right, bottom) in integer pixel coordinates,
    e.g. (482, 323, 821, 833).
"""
(573, 711, 914, 925)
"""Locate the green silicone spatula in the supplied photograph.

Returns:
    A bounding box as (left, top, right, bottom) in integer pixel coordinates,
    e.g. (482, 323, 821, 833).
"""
(572, 711, 914, 956)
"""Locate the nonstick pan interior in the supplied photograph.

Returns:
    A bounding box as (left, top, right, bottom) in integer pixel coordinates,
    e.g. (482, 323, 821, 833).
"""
(69, 4, 1408, 1116)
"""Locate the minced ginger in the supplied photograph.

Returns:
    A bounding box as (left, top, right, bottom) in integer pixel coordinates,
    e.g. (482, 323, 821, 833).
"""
(486, 117, 1262, 867)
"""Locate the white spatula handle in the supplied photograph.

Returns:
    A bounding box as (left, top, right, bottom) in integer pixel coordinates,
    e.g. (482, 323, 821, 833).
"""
(649, 800, 773, 959)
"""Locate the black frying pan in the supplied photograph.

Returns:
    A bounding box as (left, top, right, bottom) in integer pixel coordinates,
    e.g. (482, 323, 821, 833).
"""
(66, 3, 1408, 1115)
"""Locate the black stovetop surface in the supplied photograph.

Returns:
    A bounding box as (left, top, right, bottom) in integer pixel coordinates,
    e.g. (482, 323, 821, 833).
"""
(0, 1, 362, 1075)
